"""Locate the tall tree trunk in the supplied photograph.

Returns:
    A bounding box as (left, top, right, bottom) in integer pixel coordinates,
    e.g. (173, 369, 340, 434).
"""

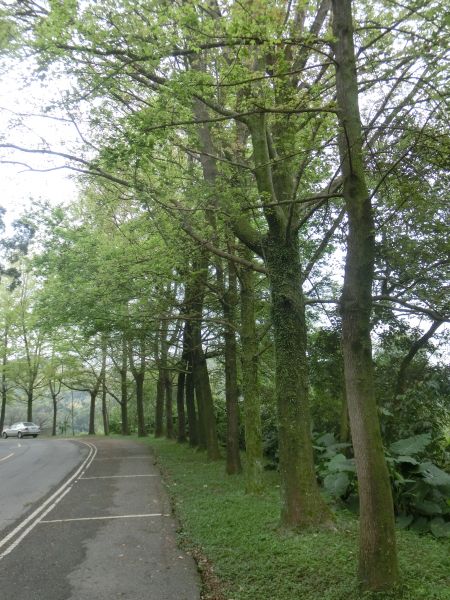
(101, 340, 109, 436)
(27, 390, 33, 422)
(239, 261, 264, 493)
(155, 368, 165, 437)
(243, 112, 332, 528)
(223, 262, 242, 474)
(129, 336, 147, 438)
(0, 326, 8, 433)
(176, 370, 187, 443)
(120, 385, 129, 435)
(193, 330, 220, 459)
(0, 384, 6, 433)
(102, 381, 109, 435)
(192, 97, 222, 460)
(135, 372, 146, 437)
(194, 361, 207, 450)
(332, 0, 399, 590)
(52, 393, 57, 436)
(182, 305, 198, 446)
(188, 258, 220, 458)
(185, 365, 198, 446)
(165, 373, 174, 439)
(265, 235, 331, 527)
(339, 388, 350, 444)
(120, 337, 129, 435)
(88, 390, 97, 435)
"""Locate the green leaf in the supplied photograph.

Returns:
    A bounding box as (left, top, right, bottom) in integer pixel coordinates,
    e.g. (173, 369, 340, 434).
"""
(327, 453, 356, 473)
(315, 433, 336, 447)
(414, 500, 442, 516)
(323, 443, 352, 459)
(396, 514, 413, 529)
(430, 518, 450, 538)
(324, 472, 350, 498)
(394, 455, 419, 465)
(418, 462, 450, 488)
(389, 433, 432, 456)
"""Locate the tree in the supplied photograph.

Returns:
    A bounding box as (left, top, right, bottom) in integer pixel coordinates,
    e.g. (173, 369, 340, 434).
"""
(8, 273, 45, 421)
(62, 335, 105, 435)
(332, 0, 398, 588)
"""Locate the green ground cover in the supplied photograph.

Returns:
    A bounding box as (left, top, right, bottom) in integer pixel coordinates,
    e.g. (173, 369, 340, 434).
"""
(141, 437, 449, 600)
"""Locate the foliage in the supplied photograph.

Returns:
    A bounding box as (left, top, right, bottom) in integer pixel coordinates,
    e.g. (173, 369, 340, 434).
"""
(387, 434, 450, 538)
(375, 330, 450, 452)
(313, 431, 450, 539)
(308, 328, 345, 436)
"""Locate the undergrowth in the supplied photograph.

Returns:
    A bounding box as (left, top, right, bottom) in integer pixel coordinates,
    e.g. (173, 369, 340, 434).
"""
(141, 437, 450, 600)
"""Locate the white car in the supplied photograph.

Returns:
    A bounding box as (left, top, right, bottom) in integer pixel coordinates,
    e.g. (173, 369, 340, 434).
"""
(2, 422, 41, 439)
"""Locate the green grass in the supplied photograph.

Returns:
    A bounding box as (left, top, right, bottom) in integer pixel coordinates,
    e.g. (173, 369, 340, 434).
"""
(140, 437, 449, 600)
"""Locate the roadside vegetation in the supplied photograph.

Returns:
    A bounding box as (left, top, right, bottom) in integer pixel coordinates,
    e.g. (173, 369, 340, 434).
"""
(147, 436, 450, 600)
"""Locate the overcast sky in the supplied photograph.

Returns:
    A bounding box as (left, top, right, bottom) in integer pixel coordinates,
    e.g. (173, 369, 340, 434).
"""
(0, 59, 78, 230)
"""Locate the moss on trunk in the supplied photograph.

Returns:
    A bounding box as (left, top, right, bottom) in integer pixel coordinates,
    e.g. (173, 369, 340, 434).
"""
(265, 235, 333, 528)
(239, 262, 264, 494)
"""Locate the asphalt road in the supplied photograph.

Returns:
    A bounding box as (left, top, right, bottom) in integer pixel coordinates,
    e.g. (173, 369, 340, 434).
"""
(0, 437, 201, 600)
(0, 438, 87, 532)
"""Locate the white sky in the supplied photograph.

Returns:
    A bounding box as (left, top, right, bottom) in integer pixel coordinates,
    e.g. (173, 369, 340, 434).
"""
(0, 60, 79, 230)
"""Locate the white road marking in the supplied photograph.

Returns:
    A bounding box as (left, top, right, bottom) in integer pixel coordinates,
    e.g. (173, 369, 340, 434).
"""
(40, 513, 168, 523)
(0, 440, 97, 559)
(0, 487, 73, 559)
(0, 453, 14, 462)
(79, 474, 158, 480)
(93, 456, 152, 460)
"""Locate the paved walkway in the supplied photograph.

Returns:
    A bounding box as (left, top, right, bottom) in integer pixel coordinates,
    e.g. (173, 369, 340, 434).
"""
(0, 437, 201, 600)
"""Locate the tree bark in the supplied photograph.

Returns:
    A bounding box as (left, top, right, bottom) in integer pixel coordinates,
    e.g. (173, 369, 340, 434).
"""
(0, 384, 6, 434)
(165, 372, 174, 439)
(193, 349, 220, 458)
(223, 262, 242, 474)
(52, 393, 58, 436)
(134, 372, 147, 437)
(135, 372, 146, 437)
(1, 327, 8, 433)
(176, 369, 187, 443)
(332, 0, 399, 589)
(181, 304, 198, 446)
(155, 367, 165, 438)
(265, 234, 332, 527)
(129, 336, 147, 437)
(101, 340, 109, 436)
(339, 388, 350, 444)
(185, 366, 198, 447)
(239, 261, 264, 493)
(188, 258, 220, 458)
(27, 390, 33, 422)
(120, 336, 129, 435)
(88, 389, 97, 435)
(243, 112, 332, 528)
(101, 380, 109, 435)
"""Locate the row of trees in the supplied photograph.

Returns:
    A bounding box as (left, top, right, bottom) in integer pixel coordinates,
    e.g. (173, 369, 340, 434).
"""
(1, 0, 449, 592)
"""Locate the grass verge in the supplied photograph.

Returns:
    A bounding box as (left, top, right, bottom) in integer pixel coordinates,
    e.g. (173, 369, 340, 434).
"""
(141, 437, 449, 600)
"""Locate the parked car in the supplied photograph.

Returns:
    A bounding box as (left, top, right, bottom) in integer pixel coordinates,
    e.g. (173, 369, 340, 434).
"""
(2, 422, 41, 439)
